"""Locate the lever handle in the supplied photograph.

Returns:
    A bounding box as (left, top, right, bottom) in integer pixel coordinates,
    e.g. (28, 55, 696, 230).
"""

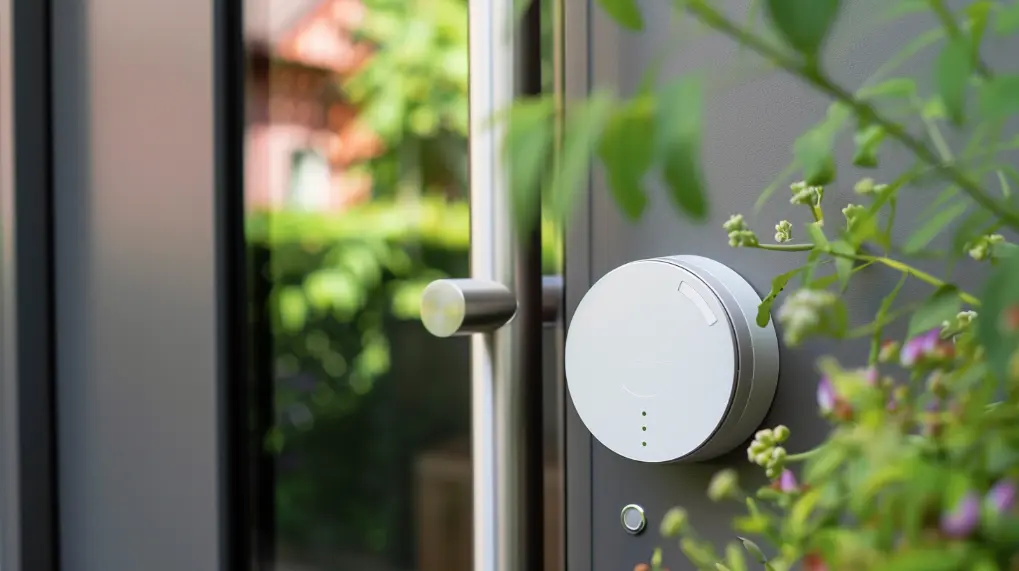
(419, 275, 562, 338)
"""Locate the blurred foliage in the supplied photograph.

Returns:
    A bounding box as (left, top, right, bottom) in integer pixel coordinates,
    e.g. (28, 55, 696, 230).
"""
(248, 196, 561, 452)
(249, 197, 561, 558)
(342, 0, 470, 198)
(522, 0, 1019, 568)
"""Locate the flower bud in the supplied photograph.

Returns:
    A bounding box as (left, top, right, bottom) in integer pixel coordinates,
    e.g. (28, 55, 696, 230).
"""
(878, 340, 900, 363)
(967, 234, 1006, 261)
(774, 220, 793, 243)
(722, 214, 747, 233)
(790, 182, 823, 206)
(853, 177, 875, 194)
(708, 469, 740, 501)
(842, 203, 866, 227)
(770, 447, 787, 467)
(773, 425, 791, 443)
(660, 507, 689, 537)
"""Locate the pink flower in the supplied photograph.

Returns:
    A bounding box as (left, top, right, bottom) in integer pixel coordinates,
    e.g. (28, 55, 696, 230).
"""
(941, 492, 980, 538)
(778, 469, 798, 493)
(817, 376, 836, 415)
(863, 366, 879, 386)
(900, 329, 941, 367)
(987, 479, 1017, 514)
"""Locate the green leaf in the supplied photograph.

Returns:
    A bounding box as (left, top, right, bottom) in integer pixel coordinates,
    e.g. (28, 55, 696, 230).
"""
(951, 207, 993, 257)
(852, 124, 885, 168)
(804, 443, 847, 483)
(764, 0, 842, 58)
(995, 1, 1019, 34)
(880, 0, 927, 22)
(594, 0, 643, 30)
(757, 268, 800, 327)
(805, 222, 829, 249)
(856, 77, 916, 100)
(978, 74, 1019, 121)
(786, 489, 822, 539)
(655, 75, 708, 220)
(907, 285, 962, 338)
(902, 201, 969, 254)
(830, 240, 854, 289)
(935, 37, 973, 126)
(793, 128, 836, 186)
(753, 162, 797, 213)
(967, 1, 993, 53)
(870, 272, 908, 362)
(725, 543, 748, 571)
(870, 548, 971, 571)
(978, 253, 1019, 381)
(502, 97, 556, 232)
(737, 537, 767, 564)
(548, 91, 614, 223)
(918, 185, 959, 222)
(597, 96, 654, 219)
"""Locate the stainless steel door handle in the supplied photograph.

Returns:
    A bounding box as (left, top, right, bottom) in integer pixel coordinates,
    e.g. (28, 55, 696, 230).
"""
(416, 0, 550, 567)
(419, 275, 562, 337)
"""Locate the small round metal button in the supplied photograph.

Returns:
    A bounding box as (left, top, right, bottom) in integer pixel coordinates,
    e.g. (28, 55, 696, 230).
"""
(620, 504, 646, 535)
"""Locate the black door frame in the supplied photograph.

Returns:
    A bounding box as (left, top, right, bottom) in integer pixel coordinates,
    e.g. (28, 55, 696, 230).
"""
(1, 0, 61, 568)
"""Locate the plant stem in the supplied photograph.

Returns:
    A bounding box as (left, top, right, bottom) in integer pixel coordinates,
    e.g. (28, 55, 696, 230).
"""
(683, 0, 1019, 231)
(785, 447, 822, 462)
(748, 243, 981, 306)
(927, 0, 994, 78)
(914, 95, 954, 162)
(755, 243, 813, 252)
(833, 251, 981, 306)
(848, 304, 916, 338)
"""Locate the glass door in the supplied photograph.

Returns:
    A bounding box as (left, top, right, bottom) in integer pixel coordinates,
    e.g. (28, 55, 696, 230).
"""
(39, 0, 559, 568)
(240, 1, 562, 571)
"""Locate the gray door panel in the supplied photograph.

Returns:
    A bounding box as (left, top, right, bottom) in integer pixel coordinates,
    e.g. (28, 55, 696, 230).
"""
(565, 0, 1016, 569)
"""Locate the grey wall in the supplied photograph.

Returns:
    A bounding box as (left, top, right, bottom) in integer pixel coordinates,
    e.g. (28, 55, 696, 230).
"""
(565, 1, 1017, 569)
(51, 0, 224, 569)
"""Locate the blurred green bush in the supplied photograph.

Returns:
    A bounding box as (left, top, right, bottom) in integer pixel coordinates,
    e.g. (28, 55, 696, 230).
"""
(247, 196, 560, 558)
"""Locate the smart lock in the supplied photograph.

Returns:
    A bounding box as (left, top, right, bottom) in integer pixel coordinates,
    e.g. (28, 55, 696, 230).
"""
(564, 255, 780, 463)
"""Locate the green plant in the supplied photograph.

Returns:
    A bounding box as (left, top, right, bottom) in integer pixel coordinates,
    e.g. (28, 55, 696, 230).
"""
(247, 197, 563, 450)
(340, 0, 469, 198)
(504, 0, 1019, 568)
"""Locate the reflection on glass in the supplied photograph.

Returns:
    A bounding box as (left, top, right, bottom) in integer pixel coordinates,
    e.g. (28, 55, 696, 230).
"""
(242, 0, 560, 569)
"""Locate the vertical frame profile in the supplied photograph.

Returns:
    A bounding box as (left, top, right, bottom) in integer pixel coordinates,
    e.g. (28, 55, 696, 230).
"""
(0, 0, 62, 568)
(49, 0, 226, 569)
(561, 0, 594, 567)
(213, 0, 264, 568)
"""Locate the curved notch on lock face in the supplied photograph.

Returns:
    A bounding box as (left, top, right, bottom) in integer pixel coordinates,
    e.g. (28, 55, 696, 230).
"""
(564, 255, 780, 463)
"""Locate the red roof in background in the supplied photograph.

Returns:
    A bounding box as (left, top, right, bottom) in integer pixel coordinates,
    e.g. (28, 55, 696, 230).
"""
(273, 0, 372, 73)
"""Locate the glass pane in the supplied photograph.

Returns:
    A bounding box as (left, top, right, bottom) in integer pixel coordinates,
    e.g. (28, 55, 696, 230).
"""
(241, 0, 560, 569)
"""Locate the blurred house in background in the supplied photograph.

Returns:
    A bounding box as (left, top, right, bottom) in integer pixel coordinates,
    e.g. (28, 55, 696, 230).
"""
(244, 0, 383, 212)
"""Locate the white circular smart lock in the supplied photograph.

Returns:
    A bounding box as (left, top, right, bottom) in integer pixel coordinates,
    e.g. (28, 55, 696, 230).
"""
(564, 255, 780, 463)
